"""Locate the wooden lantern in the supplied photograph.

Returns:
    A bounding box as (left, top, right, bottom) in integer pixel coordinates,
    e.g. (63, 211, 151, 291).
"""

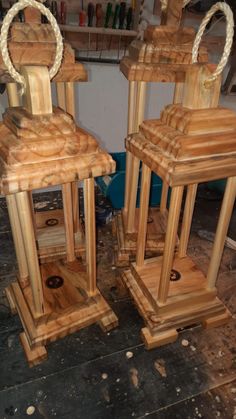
(113, 0, 208, 266)
(122, 61, 235, 348)
(0, 1, 118, 366)
(0, 17, 88, 264)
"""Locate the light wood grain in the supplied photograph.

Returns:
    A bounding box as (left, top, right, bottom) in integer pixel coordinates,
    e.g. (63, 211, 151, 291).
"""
(161, 0, 183, 27)
(84, 178, 96, 296)
(178, 184, 198, 258)
(158, 186, 184, 304)
(124, 81, 137, 215)
(207, 176, 236, 289)
(21, 66, 52, 115)
(15, 191, 44, 316)
(62, 183, 76, 262)
(6, 194, 29, 287)
(136, 164, 151, 267)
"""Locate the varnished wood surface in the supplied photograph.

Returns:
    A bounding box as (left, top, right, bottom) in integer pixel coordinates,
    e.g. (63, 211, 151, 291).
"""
(0, 106, 116, 193)
(0, 188, 235, 417)
(0, 23, 87, 83)
(120, 25, 208, 82)
(126, 103, 236, 186)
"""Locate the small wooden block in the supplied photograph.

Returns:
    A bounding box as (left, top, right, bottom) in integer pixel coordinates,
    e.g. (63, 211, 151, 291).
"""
(5, 286, 17, 315)
(141, 327, 178, 350)
(202, 310, 231, 330)
(20, 332, 47, 367)
(98, 311, 119, 332)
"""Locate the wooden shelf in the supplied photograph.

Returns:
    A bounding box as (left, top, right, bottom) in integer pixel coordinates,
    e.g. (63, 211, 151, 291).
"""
(60, 24, 137, 37)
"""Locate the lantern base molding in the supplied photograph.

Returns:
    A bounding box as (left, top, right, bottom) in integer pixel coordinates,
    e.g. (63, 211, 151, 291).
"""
(113, 208, 173, 267)
(122, 255, 230, 349)
(5, 259, 118, 367)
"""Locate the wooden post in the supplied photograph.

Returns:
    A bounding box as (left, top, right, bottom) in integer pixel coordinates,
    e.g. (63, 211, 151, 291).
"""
(65, 82, 75, 118)
(7, 83, 20, 107)
(15, 192, 44, 315)
(183, 65, 221, 110)
(136, 164, 151, 267)
(124, 81, 137, 215)
(126, 81, 147, 233)
(158, 186, 184, 304)
(57, 81, 80, 233)
(161, 0, 183, 27)
(160, 181, 169, 213)
(84, 178, 96, 296)
(207, 177, 236, 289)
(6, 195, 29, 287)
(173, 82, 184, 104)
(178, 184, 198, 258)
(62, 183, 76, 262)
(56, 82, 66, 111)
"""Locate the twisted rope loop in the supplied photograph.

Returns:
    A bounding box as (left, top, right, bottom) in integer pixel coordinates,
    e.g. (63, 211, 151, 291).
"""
(160, 0, 191, 12)
(0, 0, 63, 93)
(192, 2, 234, 84)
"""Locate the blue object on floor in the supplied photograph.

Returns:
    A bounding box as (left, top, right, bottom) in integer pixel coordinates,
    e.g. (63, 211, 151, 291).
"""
(207, 179, 226, 194)
(96, 152, 163, 210)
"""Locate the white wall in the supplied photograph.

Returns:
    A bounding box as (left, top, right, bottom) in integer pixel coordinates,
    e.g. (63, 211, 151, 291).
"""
(74, 62, 175, 152)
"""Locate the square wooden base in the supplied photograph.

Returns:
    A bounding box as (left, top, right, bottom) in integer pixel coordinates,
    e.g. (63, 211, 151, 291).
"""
(113, 208, 170, 267)
(6, 259, 118, 367)
(122, 256, 231, 349)
(35, 210, 85, 263)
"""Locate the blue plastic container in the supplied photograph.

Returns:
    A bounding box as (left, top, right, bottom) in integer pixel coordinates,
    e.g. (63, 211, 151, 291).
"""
(96, 152, 163, 209)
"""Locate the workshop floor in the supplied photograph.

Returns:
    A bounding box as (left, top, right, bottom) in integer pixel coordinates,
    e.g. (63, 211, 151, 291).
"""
(0, 186, 235, 419)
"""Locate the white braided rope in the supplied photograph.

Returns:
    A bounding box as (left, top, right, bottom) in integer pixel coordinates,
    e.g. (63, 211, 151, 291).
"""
(0, 0, 63, 93)
(160, 0, 191, 12)
(192, 2, 234, 84)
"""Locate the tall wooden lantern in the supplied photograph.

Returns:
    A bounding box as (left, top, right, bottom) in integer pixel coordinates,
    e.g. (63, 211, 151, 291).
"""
(123, 3, 235, 348)
(0, 11, 88, 264)
(114, 0, 208, 266)
(1, 0, 118, 366)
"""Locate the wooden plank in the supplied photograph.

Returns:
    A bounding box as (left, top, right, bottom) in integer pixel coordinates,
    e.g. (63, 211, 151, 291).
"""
(62, 183, 76, 262)
(136, 164, 151, 267)
(21, 66, 52, 115)
(158, 186, 184, 304)
(84, 178, 96, 296)
(15, 192, 44, 316)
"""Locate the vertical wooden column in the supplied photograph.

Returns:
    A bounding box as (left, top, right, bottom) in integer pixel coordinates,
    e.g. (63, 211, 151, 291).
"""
(62, 183, 76, 262)
(126, 81, 147, 234)
(161, 0, 183, 27)
(84, 178, 96, 296)
(124, 81, 137, 214)
(6, 83, 30, 287)
(158, 186, 184, 304)
(136, 164, 152, 267)
(7, 83, 20, 107)
(207, 177, 236, 289)
(56, 81, 81, 233)
(178, 184, 198, 258)
(15, 192, 44, 316)
(6, 195, 29, 287)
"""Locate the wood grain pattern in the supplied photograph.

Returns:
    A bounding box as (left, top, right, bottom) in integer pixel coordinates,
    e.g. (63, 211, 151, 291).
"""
(0, 23, 87, 83)
(0, 106, 115, 194)
(161, 0, 183, 27)
(21, 66, 53, 115)
(121, 26, 208, 82)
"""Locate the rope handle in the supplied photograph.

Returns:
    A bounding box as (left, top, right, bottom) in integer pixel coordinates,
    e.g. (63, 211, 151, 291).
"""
(192, 2, 234, 84)
(0, 0, 63, 93)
